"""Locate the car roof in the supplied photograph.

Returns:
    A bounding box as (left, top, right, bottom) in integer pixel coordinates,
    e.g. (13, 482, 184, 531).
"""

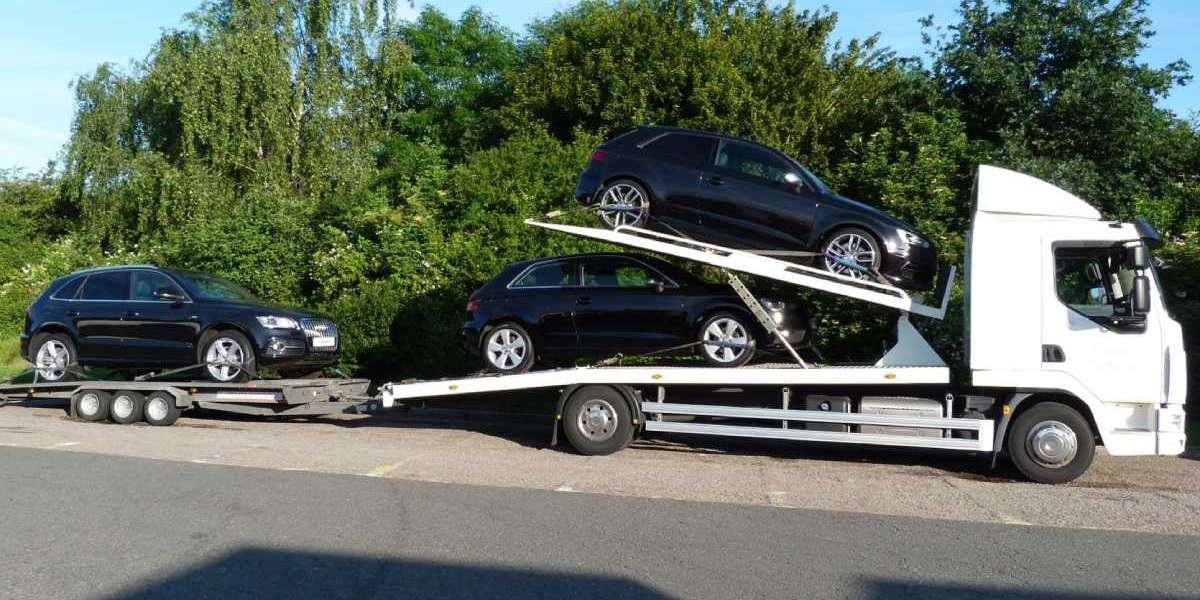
(65, 264, 160, 277)
(622, 124, 777, 152)
(490, 252, 699, 286)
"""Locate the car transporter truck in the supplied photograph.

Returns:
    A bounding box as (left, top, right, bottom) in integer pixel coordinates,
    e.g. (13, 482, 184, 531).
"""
(0, 165, 1188, 484)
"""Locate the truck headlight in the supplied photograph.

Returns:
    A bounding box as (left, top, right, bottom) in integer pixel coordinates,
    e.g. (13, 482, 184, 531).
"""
(897, 229, 930, 248)
(256, 315, 300, 330)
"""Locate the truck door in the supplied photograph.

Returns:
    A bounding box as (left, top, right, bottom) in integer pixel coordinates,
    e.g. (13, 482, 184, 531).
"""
(1044, 244, 1163, 405)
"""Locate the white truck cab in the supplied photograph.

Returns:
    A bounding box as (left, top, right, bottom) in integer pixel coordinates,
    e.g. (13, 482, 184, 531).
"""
(968, 166, 1188, 469)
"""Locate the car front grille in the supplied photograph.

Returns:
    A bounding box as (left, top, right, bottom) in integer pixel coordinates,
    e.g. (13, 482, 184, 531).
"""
(300, 318, 338, 340)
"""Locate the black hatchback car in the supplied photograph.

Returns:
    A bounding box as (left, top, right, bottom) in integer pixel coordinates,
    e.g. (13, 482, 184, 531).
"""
(463, 253, 813, 372)
(20, 265, 339, 383)
(575, 125, 938, 291)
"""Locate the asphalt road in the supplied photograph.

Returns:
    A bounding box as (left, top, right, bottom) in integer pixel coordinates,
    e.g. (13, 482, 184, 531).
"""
(1, 446, 1198, 600)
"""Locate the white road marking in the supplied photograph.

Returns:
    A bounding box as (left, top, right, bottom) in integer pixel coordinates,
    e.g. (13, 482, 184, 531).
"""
(49, 442, 80, 448)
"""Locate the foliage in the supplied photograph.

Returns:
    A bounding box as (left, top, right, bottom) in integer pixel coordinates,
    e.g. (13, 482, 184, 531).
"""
(0, 0, 1196, 405)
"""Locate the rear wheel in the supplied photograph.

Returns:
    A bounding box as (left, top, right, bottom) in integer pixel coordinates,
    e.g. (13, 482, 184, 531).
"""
(482, 323, 535, 374)
(30, 333, 78, 382)
(143, 392, 181, 427)
(72, 390, 110, 422)
(698, 312, 755, 368)
(596, 179, 650, 228)
(1007, 402, 1095, 484)
(561, 386, 635, 455)
(109, 391, 145, 425)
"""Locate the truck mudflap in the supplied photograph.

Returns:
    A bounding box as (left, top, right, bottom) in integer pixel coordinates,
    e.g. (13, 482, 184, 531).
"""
(1156, 403, 1188, 456)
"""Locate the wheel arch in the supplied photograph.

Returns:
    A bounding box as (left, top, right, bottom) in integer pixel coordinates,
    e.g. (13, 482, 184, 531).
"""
(601, 174, 658, 203)
(991, 390, 1103, 467)
(551, 384, 643, 447)
(33, 322, 76, 341)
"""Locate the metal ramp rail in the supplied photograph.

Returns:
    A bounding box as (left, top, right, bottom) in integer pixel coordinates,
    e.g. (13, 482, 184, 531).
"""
(527, 220, 956, 320)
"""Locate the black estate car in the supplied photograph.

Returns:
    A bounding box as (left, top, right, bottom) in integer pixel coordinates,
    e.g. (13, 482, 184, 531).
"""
(463, 253, 814, 372)
(574, 125, 938, 291)
(21, 265, 339, 383)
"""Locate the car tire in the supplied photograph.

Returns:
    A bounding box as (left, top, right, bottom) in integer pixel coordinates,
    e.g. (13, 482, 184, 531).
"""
(820, 227, 882, 281)
(143, 391, 181, 426)
(109, 390, 145, 425)
(29, 332, 78, 383)
(72, 390, 110, 422)
(596, 179, 650, 229)
(481, 323, 535, 374)
(1007, 402, 1095, 484)
(199, 330, 256, 383)
(561, 385, 635, 455)
(697, 312, 756, 368)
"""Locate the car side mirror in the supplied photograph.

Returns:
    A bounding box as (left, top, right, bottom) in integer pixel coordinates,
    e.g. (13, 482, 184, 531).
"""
(1132, 275, 1151, 316)
(647, 279, 666, 293)
(154, 288, 185, 304)
(783, 172, 803, 193)
(1126, 244, 1149, 269)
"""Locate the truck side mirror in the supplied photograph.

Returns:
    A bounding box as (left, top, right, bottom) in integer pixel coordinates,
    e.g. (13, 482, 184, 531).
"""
(1132, 275, 1151, 316)
(1127, 244, 1149, 269)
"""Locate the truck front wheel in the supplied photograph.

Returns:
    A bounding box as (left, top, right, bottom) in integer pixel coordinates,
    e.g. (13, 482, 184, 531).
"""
(562, 385, 635, 455)
(1007, 402, 1095, 484)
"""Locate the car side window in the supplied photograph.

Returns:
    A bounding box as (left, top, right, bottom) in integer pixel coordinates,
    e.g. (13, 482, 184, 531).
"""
(132, 270, 187, 301)
(1054, 247, 1137, 323)
(646, 133, 715, 167)
(51, 276, 84, 300)
(715, 140, 792, 185)
(78, 271, 130, 301)
(582, 259, 668, 289)
(511, 261, 578, 288)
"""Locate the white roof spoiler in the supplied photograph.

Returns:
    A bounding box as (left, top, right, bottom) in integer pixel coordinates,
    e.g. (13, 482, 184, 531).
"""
(974, 165, 1101, 220)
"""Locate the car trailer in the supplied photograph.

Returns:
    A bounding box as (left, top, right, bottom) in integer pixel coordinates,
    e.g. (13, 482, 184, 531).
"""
(0, 378, 373, 426)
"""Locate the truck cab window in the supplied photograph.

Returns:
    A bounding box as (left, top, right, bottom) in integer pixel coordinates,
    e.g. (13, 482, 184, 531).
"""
(1054, 246, 1140, 326)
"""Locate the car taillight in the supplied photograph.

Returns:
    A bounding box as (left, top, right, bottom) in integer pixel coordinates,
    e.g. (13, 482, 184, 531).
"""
(466, 298, 481, 313)
(590, 149, 608, 162)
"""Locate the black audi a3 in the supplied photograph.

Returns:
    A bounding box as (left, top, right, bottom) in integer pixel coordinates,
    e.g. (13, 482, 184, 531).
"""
(574, 125, 939, 291)
(21, 265, 339, 383)
(463, 253, 814, 372)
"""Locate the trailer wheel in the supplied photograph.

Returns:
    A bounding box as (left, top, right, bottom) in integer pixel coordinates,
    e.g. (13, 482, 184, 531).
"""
(1007, 402, 1095, 484)
(144, 392, 181, 427)
(72, 390, 110, 422)
(562, 385, 635, 455)
(109, 391, 145, 425)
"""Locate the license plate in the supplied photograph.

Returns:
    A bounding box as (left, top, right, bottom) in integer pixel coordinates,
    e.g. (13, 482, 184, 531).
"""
(312, 336, 336, 348)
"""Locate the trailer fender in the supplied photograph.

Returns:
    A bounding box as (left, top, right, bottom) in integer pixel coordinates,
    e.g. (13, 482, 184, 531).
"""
(551, 384, 643, 446)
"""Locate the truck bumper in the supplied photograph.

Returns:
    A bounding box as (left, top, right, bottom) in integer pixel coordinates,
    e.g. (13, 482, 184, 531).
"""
(1156, 403, 1188, 456)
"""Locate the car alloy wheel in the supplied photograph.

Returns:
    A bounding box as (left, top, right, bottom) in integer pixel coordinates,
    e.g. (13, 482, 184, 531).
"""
(598, 182, 648, 228)
(485, 327, 529, 372)
(205, 337, 246, 382)
(702, 317, 749, 365)
(823, 230, 879, 281)
(34, 339, 70, 381)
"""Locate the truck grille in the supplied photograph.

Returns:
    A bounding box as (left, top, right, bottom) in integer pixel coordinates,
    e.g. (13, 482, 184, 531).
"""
(300, 318, 338, 340)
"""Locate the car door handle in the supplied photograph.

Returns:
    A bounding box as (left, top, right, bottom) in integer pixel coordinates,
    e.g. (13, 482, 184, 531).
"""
(124, 311, 140, 318)
(66, 310, 79, 317)
(576, 297, 592, 306)
(705, 175, 725, 186)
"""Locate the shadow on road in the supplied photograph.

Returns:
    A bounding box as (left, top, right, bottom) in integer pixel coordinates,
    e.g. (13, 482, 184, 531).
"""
(105, 547, 674, 600)
(860, 578, 1190, 600)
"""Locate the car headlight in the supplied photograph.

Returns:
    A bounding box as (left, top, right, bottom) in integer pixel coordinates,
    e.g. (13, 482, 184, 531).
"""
(256, 315, 300, 330)
(897, 229, 930, 248)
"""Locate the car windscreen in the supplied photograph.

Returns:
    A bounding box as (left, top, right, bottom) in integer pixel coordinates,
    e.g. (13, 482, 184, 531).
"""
(174, 273, 260, 302)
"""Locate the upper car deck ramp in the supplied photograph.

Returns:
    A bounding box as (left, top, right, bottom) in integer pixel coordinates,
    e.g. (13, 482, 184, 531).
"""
(526, 221, 955, 319)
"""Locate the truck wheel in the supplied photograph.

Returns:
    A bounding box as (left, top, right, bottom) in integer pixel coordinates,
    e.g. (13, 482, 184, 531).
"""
(562, 385, 635, 455)
(72, 390, 110, 422)
(1007, 402, 1095, 484)
(144, 392, 181, 426)
(109, 391, 145, 425)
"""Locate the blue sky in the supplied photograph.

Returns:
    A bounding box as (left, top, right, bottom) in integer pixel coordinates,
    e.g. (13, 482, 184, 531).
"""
(1, 0, 1196, 173)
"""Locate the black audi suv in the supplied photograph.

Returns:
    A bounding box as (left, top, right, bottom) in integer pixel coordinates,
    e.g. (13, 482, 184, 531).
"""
(574, 125, 938, 291)
(463, 253, 814, 372)
(20, 265, 339, 383)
